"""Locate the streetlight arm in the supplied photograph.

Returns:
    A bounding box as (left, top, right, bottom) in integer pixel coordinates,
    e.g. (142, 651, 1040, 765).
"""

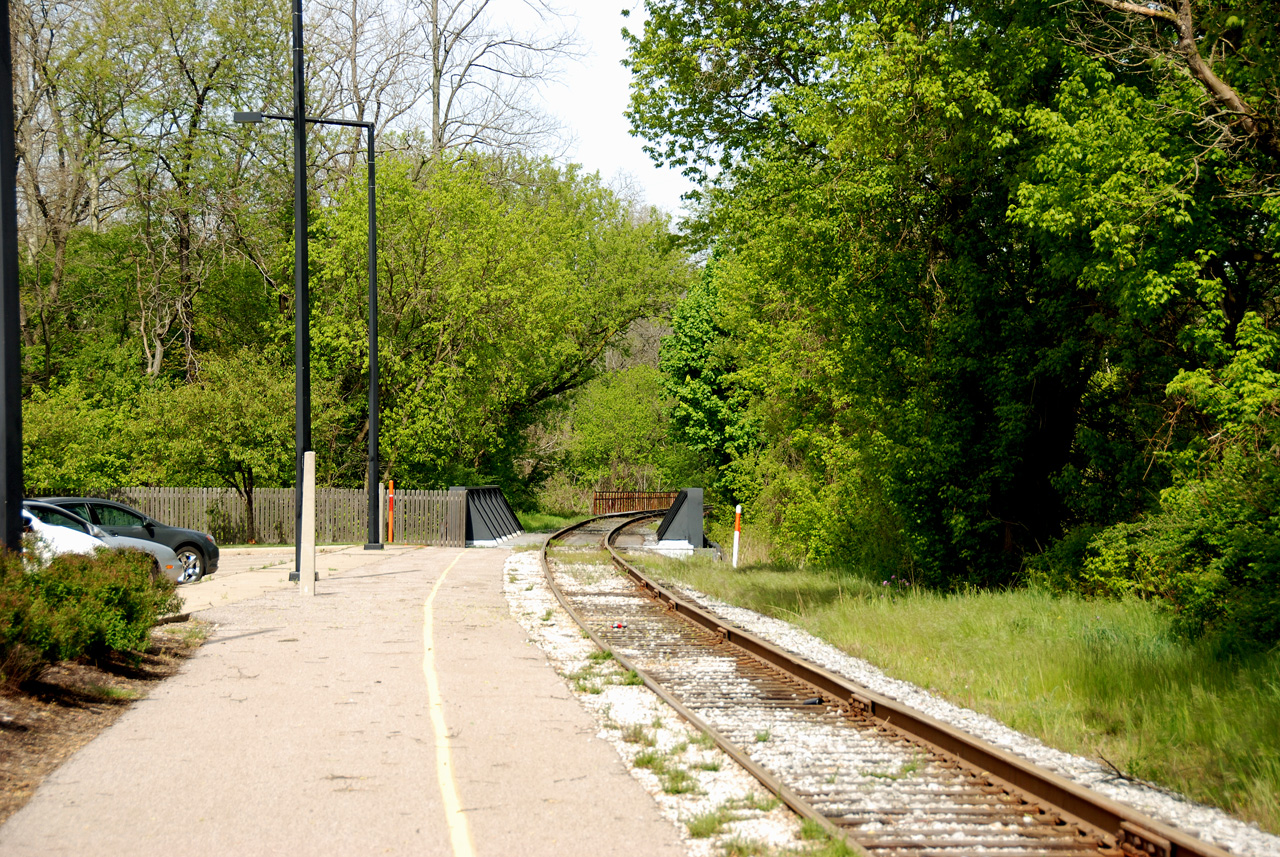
(235, 110, 372, 131)
(305, 115, 373, 130)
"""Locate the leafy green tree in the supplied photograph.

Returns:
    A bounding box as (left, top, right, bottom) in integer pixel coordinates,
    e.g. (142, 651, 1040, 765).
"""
(560, 365, 680, 491)
(145, 351, 343, 542)
(633, 0, 1096, 578)
(147, 351, 292, 543)
(310, 154, 691, 496)
(23, 379, 152, 494)
(1076, 0, 1279, 164)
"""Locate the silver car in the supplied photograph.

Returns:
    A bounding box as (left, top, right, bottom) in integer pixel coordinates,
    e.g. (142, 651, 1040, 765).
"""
(23, 501, 186, 583)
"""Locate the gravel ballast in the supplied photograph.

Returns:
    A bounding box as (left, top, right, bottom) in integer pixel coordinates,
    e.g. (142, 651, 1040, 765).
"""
(504, 550, 810, 856)
(504, 547, 1280, 857)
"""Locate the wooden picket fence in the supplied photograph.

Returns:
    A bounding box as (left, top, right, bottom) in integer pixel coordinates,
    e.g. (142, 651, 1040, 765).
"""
(592, 491, 679, 515)
(37, 486, 466, 547)
(392, 488, 466, 547)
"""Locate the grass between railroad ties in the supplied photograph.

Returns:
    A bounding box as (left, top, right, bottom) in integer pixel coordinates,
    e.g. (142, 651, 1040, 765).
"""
(641, 555, 1280, 834)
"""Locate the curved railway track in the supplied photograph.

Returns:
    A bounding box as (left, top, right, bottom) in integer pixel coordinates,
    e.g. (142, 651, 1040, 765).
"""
(541, 512, 1230, 857)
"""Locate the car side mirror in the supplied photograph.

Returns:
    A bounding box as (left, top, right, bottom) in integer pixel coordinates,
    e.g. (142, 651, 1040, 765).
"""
(144, 521, 156, 534)
(89, 525, 108, 539)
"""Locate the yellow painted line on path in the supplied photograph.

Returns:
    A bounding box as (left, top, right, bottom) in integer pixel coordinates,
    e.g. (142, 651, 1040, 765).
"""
(423, 551, 475, 857)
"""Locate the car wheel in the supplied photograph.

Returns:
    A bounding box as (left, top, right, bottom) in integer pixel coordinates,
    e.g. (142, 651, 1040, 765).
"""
(176, 545, 205, 583)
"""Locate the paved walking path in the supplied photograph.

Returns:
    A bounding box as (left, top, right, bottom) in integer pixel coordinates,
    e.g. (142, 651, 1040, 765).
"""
(0, 545, 687, 856)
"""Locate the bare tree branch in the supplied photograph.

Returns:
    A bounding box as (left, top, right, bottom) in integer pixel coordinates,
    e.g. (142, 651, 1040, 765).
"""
(1080, 0, 1279, 161)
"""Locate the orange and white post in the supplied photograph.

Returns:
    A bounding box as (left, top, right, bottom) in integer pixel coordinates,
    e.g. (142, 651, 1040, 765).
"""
(387, 480, 396, 544)
(732, 504, 742, 568)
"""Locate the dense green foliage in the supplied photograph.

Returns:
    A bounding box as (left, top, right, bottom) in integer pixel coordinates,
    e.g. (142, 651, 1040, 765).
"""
(14, 0, 690, 534)
(20, 136, 687, 518)
(630, 0, 1279, 649)
(532, 363, 708, 514)
(311, 157, 689, 496)
(0, 549, 181, 684)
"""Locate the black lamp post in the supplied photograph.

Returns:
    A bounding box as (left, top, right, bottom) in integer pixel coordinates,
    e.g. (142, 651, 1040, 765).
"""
(235, 111, 381, 552)
(0, 0, 24, 553)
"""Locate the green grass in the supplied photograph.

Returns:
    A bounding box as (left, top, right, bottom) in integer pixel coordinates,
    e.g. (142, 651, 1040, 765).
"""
(167, 621, 210, 646)
(565, 665, 603, 694)
(645, 556, 1280, 834)
(517, 511, 588, 533)
(726, 793, 780, 813)
(686, 813, 737, 839)
(633, 748, 664, 769)
(686, 794, 783, 840)
(661, 766, 702, 794)
(720, 838, 768, 856)
(686, 806, 733, 838)
(622, 724, 656, 746)
(791, 823, 858, 857)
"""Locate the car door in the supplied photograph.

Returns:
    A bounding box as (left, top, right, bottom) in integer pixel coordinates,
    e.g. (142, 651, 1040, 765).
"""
(91, 502, 151, 541)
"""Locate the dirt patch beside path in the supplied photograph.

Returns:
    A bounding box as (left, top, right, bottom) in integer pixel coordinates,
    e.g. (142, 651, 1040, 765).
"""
(0, 620, 209, 825)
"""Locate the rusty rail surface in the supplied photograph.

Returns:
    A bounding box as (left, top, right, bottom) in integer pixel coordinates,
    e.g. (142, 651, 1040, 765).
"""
(541, 512, 1232, 857)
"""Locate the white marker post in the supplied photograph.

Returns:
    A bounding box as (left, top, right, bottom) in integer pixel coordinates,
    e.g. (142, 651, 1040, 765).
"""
(300, 450, 316, 596)
(732, 504, 742, 568)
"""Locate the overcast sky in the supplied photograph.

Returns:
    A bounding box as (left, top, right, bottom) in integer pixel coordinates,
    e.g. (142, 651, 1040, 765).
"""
(529, 2, 696, 218)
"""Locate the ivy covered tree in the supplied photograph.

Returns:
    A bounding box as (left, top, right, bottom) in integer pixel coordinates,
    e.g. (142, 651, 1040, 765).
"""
(660, 258, 753, 481)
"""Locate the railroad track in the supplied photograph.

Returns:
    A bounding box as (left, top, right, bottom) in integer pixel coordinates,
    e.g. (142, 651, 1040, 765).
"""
(542, 512, 1230, 857)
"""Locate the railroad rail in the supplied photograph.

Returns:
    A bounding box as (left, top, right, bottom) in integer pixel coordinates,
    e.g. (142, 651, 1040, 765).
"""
(541, 512, 1231, 857)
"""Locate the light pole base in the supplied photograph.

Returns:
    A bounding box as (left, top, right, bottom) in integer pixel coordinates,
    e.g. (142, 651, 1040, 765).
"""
(288, 570, 300, 581)
(363, 543, 384, 550)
